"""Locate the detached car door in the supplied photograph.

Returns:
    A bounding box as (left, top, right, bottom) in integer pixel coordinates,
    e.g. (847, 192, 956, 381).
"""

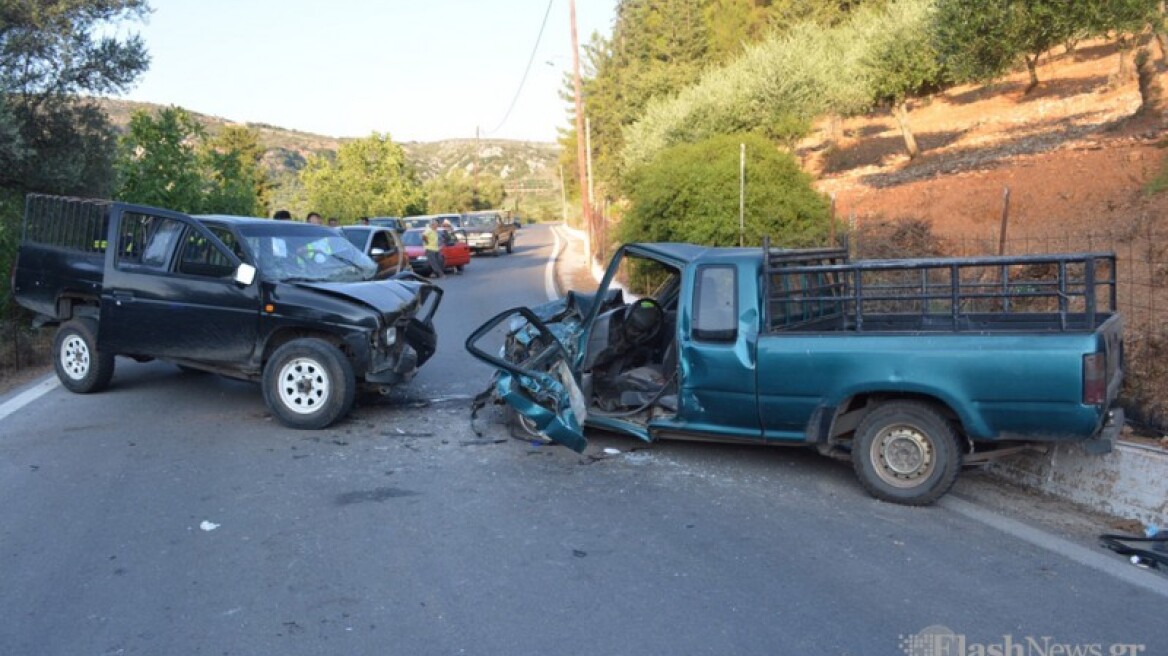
(466, 306, 588, 452)
(99, 207, 260, 362)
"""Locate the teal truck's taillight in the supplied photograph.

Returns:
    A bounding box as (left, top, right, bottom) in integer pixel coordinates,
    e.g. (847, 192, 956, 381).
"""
(1083, 352, 1107, 405)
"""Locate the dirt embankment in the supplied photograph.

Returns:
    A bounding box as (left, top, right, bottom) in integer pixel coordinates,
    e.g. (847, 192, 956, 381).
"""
(804, 41, 1167, 239)
(802, 40, 1168, 436)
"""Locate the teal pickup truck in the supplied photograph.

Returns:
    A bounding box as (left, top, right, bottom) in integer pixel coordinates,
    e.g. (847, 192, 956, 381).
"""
(466, 242, 1124, 505)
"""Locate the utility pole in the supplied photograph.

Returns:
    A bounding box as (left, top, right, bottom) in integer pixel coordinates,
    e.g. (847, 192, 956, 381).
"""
(559, 165, 568, 222)
(585, 116, 595, 210)
(473, 125, 481, 211)
(569, 0, 592, 258)
(739, 143, 746, 247)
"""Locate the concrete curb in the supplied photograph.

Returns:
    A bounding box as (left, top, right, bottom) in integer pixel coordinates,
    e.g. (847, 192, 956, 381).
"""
(550, 223, 1168, 527)
(991, 443, 1168, 526)
(555, 223, 605, 287)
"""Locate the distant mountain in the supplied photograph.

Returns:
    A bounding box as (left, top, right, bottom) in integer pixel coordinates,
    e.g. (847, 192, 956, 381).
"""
(95, 98, 561, 186)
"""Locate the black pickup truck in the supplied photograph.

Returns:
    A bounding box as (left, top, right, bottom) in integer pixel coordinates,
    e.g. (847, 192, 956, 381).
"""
(11, 195, 442, 429)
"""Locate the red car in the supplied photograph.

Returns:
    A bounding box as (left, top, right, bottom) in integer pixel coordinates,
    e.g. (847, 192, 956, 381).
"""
(402, 228, 471, 276)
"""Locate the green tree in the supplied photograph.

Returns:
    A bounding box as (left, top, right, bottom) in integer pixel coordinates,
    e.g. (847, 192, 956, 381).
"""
(115, 106, 205, 212)
(1080, 0, 1163, 80)
(559, 0, 713, 198)
(300, 133, 425, 221)
(621, 133, 831, 246)
(862, 0, 944, 158)
(201, 125, 270, 216)
(0, 0, 149, 195)
(933, 0, 1090, 93)
(424, 169, 505, 213)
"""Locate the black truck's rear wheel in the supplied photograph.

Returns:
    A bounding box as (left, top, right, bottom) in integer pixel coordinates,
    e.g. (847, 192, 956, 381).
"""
(54, 318, 115, 393)
(262, 339, 355, 429)
(851, 401, 961, 506)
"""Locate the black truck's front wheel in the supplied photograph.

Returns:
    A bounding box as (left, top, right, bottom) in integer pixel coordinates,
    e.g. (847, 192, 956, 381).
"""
(262, 339, 355, 429)
(851, 401, 961, 506)
(54, 318, 115, 394)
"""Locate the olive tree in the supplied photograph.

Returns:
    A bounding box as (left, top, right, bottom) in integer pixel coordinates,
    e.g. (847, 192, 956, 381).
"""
(933, 0, 1088, 93)
(862, 0, 945, 158)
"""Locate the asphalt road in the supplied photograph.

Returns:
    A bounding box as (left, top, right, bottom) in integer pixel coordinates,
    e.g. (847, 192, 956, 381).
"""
(1, 224, 1165, 656)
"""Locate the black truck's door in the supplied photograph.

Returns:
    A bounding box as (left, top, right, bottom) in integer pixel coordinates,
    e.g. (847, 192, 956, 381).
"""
(98, 207, 260, 363)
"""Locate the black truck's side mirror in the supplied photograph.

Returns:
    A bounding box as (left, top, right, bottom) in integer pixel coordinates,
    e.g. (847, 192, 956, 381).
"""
(234, 263, 257, 286)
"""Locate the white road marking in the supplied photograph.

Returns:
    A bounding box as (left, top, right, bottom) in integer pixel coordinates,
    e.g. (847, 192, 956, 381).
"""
(941, 496, 1168, 598)
(0, 376, 59, 424)
(427, 394, 474, 403)
(545, 224, 564, 302)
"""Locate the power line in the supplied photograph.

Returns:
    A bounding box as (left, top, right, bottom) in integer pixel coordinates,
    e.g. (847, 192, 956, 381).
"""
(484, 0, 555, 136)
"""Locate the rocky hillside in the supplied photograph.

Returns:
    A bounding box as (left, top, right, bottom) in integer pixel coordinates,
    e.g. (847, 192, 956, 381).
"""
(95, 98, 560, 185)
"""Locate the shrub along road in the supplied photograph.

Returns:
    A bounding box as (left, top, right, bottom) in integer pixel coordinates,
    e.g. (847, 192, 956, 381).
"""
(0, 225, 1165, 655)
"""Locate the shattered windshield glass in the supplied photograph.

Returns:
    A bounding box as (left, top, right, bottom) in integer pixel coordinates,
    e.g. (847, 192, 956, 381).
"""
(237, 223, 377, 282)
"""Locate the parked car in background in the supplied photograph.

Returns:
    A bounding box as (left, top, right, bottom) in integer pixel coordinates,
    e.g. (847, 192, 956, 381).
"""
(368, 217, 406, 232)
(340, 225, 410, 278)
(403, 213, 462, 230)
(462, 210, 516, 255)
(401, 227, 471, 276)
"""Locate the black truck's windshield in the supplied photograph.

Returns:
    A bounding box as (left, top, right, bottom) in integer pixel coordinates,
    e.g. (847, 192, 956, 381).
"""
(236, 223, 377, 282)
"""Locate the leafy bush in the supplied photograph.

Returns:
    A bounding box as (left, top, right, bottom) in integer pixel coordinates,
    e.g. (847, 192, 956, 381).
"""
(621, 133, 831, 247)
(0, 189, 23, 307)
(619, 0, 936, 176)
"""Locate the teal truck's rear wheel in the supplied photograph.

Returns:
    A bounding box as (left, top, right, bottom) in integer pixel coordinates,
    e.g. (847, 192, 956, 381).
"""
(54, 318, 115, 394)
(262, 338, 355, 429)
(851, 401, 961, 505)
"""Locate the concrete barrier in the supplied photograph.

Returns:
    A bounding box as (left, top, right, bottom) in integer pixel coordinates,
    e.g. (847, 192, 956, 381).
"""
(991, 443, 1168, 527)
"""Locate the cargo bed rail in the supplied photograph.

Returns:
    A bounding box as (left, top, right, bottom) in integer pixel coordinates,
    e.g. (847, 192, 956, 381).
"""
(762, 237, 1117, 333)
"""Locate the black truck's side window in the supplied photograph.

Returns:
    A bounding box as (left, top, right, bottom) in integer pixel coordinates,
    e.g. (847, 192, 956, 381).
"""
(693, 265, 737, 341)
(117, 214, 183, 270)
(177, 228, 236, 278)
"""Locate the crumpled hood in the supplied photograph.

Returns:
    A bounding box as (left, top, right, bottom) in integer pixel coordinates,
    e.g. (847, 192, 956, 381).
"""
(294, 280, 420, 322)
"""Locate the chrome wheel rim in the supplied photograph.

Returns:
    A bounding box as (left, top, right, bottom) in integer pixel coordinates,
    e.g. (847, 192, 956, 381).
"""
(870, 424, 935, 488)
(60, 334, 91, 381)
(277, 357, 330, 414)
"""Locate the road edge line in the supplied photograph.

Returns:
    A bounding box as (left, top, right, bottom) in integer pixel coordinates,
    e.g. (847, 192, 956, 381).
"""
(0, 376, 59, 423)
(545, 223, 564, 301)
(941, 496, 1168, 598)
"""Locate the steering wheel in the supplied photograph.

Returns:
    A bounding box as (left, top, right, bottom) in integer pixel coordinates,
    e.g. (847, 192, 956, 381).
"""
(622, 297, 664, 345)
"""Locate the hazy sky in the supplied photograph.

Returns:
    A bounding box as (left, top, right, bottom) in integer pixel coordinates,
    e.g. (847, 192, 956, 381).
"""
(118, 0, 618, 143)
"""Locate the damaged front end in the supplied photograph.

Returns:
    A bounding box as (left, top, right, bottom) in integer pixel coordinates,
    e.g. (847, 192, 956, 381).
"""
(297, 273, 443, 384)
(466, 290, 624, 452)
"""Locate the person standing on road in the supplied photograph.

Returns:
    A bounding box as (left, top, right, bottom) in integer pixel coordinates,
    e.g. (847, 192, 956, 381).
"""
(423, 219, 445, 279)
